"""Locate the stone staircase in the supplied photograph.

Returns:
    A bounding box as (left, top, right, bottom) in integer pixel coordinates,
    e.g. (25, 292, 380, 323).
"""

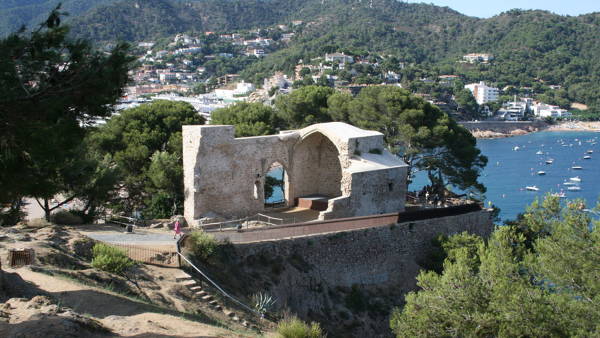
(174, 271, 247, 326)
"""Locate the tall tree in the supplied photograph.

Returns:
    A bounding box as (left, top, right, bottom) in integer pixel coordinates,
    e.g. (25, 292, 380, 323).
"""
(390, 195, 600, 337)
(210, 102, 281, 137)
(274, 85, 335, 128)
(0, 8, 132, 221)
(89, 100, 205, 218)
(346, 86, 487, 195)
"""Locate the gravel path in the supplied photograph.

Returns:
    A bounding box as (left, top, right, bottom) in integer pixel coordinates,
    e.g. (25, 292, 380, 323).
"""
(81, 228, 180, 247)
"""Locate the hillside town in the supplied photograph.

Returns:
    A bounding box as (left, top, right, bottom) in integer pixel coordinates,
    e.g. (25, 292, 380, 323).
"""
(120, 27, 576, 124)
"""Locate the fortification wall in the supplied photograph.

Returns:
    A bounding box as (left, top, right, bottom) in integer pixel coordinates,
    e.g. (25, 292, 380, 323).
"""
(231, 209, 493, 314)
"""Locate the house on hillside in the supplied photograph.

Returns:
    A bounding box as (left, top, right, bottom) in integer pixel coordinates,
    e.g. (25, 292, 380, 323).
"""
(325, 52, 354, 64)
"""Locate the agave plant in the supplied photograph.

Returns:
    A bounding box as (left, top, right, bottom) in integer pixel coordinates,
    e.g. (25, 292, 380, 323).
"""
(252, 292, 277, 315)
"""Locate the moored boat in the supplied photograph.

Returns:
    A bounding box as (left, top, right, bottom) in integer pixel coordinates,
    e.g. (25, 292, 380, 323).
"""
(567, 186, 582, 191)
(572, 166, 583, 170)
(536, 171, 546, 175)
(569, 176, 582, 182)
(526, 186, 539, 191)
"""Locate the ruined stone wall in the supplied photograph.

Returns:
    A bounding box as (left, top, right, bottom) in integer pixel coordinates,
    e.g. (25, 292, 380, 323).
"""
(326, 167, 407, 219)
(184, 123, 408, 226)
(291, 133, 343, 200)
(183, 125, 298, 224)
(226, 209, 494, 336)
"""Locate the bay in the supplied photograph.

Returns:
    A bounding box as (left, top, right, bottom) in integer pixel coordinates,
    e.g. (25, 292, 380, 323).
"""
(267, 131, 600, 221)
(412, 131, 600, 221)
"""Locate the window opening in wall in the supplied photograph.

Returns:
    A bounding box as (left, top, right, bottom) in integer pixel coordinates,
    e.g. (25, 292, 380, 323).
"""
(264, 162, 286, 207)
(388, 182, 394, 192)
(253, 180, 260, 200)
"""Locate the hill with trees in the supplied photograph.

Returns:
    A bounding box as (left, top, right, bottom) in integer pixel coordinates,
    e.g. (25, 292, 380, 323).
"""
(3, 0, 600, 109)
(0, 0, 118, 37)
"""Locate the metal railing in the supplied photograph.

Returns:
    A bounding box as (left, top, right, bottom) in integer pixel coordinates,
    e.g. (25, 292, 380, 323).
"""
(200, 213, 285, 231)
(105, 242, 180, 268)
(107, 215, 146, 227)
(175, 251, 262, 318)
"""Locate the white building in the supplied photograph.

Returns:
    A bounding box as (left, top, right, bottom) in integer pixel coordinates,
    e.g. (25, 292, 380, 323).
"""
(497, 101, 528, 120)
(463, 53, 494, 63)
(325, 52, 354, 64)
(465, 81, 499, 105)
(158, 72, 178, 83)
(214, 81, 256, 100)
(532, 103, 570, 118)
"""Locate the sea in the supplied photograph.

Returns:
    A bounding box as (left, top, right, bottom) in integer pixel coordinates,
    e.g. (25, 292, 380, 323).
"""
(411, 131, 600, 221)
(267, 131, 600, 222)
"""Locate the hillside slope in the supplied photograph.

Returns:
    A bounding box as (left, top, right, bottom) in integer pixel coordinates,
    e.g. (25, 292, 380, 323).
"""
(0, 0, 117, 36)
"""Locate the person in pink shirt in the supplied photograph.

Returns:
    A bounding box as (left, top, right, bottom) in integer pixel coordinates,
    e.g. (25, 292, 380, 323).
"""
(173, 219, 182, 239)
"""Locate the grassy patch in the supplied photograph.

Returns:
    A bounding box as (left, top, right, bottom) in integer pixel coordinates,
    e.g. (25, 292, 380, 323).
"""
(277, 316, 325, 338)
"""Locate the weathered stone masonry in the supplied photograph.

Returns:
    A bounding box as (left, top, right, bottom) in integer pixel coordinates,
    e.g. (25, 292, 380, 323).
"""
(220, 208, 494, 335)
(183, 122, 409, 226)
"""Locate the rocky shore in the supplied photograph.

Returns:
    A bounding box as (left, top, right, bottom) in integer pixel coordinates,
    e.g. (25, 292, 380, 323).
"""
(462, 121, 600, 139)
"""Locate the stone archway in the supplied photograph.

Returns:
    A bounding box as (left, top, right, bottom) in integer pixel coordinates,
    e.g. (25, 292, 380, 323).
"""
(291, 131, 343, 202)
(263, 161, 290, 207)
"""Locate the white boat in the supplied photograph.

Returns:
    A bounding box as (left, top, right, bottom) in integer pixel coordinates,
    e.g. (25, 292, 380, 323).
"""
(536, 171, 546, 175)
(551, 192, 566, 198)
(526, 186, 539, 191)
(564, 181, 577, 186)
(567, 186, 581, 191)
(584, 155, 592, 159)
(536, 150, 544, 155)
(513, 146, 520, 151)
(569, 176, 582, 182)
(587, 150, 593, 154)
(572, 166, 583, 170)
(545, 159, 554, 164)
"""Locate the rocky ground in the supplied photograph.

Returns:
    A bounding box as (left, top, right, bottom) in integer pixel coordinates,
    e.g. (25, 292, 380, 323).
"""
(0, 223, 274, 337)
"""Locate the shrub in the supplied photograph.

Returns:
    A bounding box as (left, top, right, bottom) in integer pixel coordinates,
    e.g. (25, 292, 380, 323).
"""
(344, 285, 367, 312)
(26, 218, 52, 228)
(69, 209, 96, 224)
(91, 243, 134, 275)
(252, 292, 277, 315)
(277, 316, 325, 338)
(188, 231, 218, 260)
(50, 210, 83, 225)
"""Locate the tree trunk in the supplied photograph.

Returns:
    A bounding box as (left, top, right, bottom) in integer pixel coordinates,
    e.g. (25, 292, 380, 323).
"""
(44, 198, 51, 221)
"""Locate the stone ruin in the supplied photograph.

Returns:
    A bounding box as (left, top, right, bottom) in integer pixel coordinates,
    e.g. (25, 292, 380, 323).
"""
(183, 122, 408, 227)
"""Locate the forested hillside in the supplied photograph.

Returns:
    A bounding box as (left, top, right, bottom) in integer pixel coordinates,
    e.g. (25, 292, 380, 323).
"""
(3, 0, 600, 108)
(0, 0, 117, 36)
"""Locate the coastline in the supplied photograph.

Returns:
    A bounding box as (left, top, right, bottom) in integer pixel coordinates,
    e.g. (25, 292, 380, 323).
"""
(469, 121, 600, 139)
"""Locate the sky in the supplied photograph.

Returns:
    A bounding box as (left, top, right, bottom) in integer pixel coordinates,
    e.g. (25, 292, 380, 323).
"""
(405, 0, 599, 18)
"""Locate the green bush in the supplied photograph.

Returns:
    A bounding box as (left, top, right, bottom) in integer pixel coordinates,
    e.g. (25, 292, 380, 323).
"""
(50, 210, 83, 225)
(188, 231, 218, 260)
(91, 243, 134, 275)
(277, 316, 325, 338)
(26, 218, 52, 228)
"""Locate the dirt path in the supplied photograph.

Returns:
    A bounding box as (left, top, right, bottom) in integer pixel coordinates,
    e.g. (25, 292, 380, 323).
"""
(6, 267, 242, 337)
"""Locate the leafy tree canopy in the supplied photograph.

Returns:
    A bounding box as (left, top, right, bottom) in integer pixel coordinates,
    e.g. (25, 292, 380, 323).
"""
(0, 7, 131, 220)
(391, 195, 600, 337)
(274, 85, 335, 128)
(89, 100, 205, 217)
(348, 86, 487, 194)
(210, 102, 281, 137)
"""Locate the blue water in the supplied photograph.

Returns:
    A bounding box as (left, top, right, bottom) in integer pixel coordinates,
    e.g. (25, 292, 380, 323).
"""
(411, 131, 600, 221)
(266, 168, 285, 203)
(267, 131, 600, 221)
